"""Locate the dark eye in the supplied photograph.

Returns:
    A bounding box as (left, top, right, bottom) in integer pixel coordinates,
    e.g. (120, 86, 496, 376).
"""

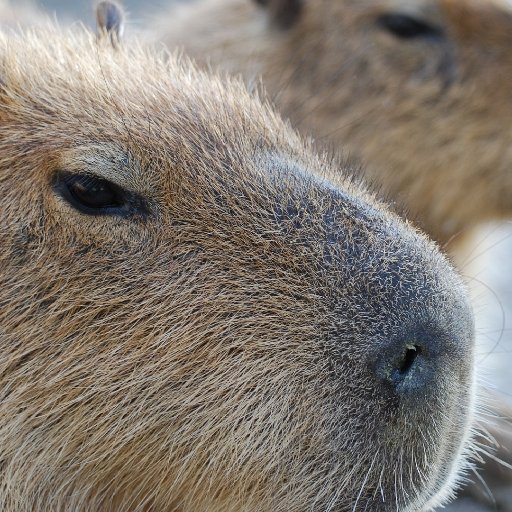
(377, 13, 444, 40)
(55, 172, 143, 216)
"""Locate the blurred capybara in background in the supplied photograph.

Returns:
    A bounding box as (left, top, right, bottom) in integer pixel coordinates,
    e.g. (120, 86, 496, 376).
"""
(0, 2, 476, 511)
(152, 0, 512, 251)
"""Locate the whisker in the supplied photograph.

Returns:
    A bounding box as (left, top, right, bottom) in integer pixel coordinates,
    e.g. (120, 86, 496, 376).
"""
(462, 274, 506, 364)
(352, 451, 378, 512)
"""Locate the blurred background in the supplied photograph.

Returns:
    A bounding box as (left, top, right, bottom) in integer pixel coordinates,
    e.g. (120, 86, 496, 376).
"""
(31, 0, 170, 26)
(468, 223, 512, 399)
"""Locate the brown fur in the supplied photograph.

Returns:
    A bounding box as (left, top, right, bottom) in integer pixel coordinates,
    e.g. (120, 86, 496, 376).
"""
(0, 16, 477, 512)
(152, 0, 512, 250)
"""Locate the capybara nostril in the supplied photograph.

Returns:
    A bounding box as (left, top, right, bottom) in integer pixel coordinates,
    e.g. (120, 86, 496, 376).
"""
(393, 344, 423, 385)
(376, 341, 430, 396)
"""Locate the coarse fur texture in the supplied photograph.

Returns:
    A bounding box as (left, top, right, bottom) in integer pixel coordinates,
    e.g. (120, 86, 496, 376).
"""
(0, 21, 476, 512)
(151, 0, 512, 251)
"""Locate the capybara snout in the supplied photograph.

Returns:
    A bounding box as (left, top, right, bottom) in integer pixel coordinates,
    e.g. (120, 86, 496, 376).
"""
(0, 24, 474, 512)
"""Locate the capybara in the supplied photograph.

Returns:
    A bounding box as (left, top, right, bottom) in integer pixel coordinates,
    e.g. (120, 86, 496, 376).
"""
(0, 3, 476, 511)
(152, 0, 512, 250)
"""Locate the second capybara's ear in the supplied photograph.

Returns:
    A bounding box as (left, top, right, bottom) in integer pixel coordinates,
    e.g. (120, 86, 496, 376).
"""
(96, 1, 125, 47)
(253, 0, 303, 29)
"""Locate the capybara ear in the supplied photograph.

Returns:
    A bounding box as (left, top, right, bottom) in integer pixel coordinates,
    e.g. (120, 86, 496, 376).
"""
(253, 0, 303, 29)
(96, 1, 125, 47)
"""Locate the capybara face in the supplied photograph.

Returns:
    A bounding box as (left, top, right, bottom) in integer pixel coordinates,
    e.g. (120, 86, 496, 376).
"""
(155, 0, 512, 247)
(0, 26, 474, 512)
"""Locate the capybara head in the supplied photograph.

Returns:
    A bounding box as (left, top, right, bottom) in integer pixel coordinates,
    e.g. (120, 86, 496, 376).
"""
(0, 7, 475, 512)
(154, 0, 512, 247)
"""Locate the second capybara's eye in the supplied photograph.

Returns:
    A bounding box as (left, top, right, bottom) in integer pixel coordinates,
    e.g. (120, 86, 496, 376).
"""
(377, 13, 444, 40)
(54, 172, 141, 216)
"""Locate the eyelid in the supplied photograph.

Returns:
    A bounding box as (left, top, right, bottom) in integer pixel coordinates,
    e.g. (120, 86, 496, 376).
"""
(57, 145, 141, 192)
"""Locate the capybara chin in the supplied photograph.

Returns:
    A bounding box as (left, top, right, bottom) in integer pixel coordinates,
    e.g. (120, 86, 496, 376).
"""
(0, 15, 474, 512)
(152, 0, 512, 249)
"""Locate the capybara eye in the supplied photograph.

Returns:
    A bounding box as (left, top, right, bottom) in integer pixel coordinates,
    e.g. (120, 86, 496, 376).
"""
(377, 13, 444, 40)
(54, 172, 133, 216)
